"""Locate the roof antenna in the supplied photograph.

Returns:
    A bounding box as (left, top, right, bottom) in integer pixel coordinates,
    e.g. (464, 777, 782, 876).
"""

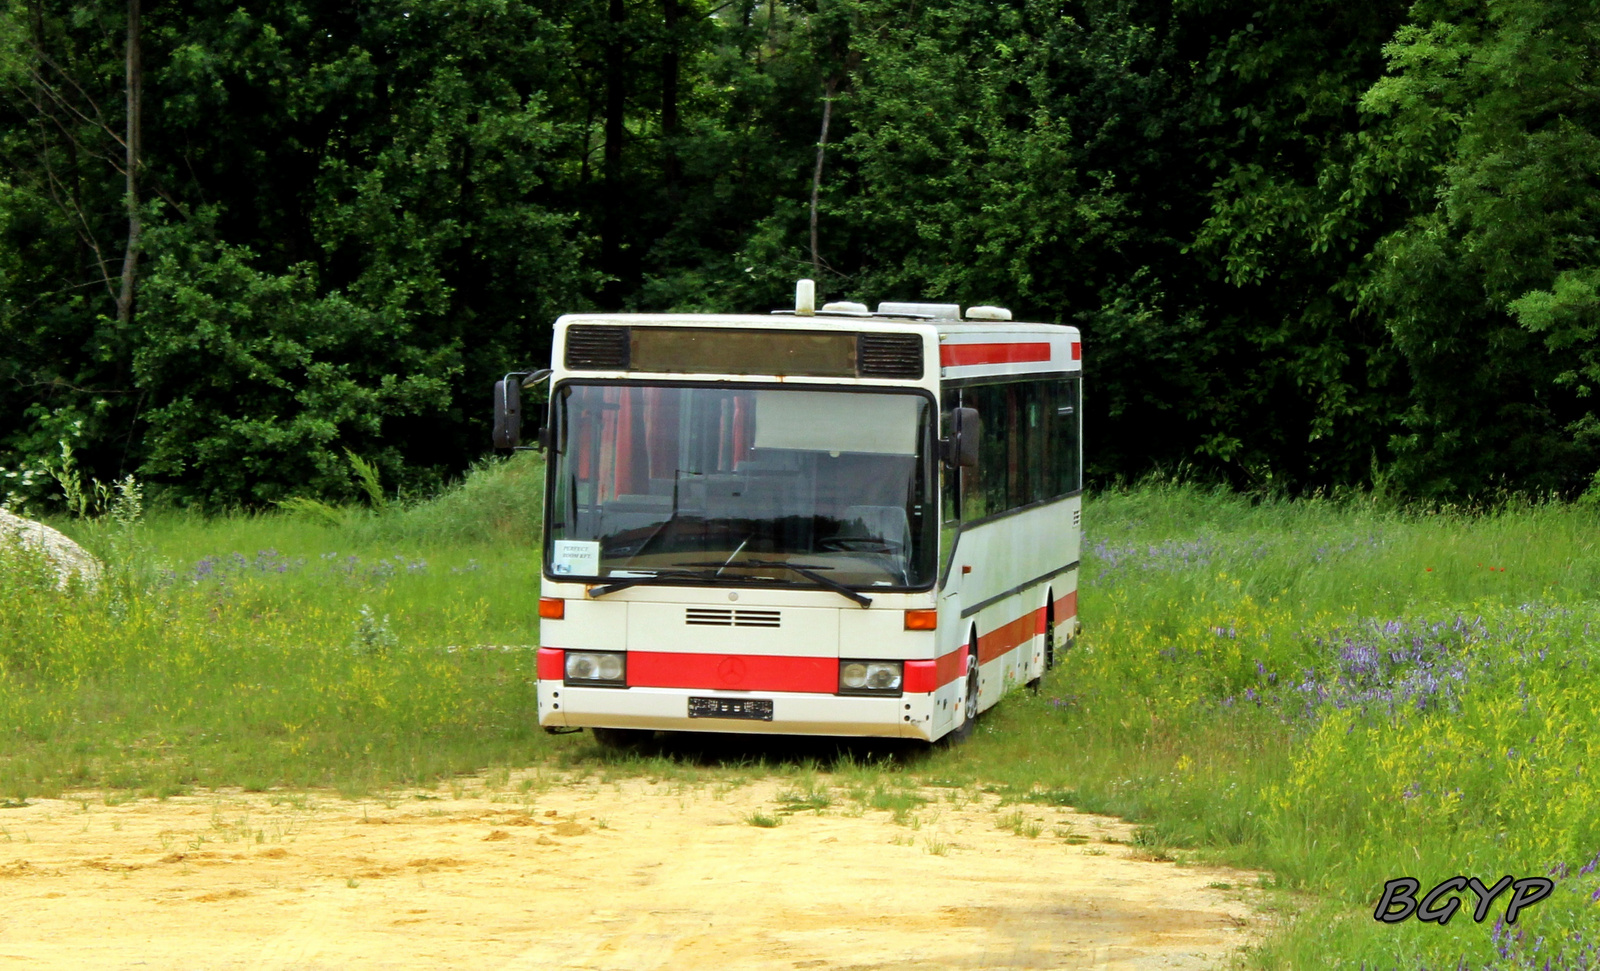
(810, 77, 837, 279)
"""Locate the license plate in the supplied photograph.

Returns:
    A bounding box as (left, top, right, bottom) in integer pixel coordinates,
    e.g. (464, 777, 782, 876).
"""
(688, 697, 774, 721)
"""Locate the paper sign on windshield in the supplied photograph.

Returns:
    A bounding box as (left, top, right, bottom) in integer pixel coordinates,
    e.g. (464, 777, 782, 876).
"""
(551, 540, 601, 576)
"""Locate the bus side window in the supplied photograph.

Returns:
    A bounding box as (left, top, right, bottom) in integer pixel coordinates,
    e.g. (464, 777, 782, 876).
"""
(941, 407, 960, 524)
(1026, 387, 1047, 504)
(953, 378, 1081, 519)
(1057, 378, 1081, 494)
(958, 385, 999, 520)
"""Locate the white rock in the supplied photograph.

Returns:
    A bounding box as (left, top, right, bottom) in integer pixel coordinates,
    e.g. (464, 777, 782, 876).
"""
(0, 509, 103, 591)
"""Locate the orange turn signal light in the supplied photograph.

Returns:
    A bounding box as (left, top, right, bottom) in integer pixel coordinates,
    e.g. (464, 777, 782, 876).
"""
(903, 609, 938, 631)
(538, 597, 566, 620)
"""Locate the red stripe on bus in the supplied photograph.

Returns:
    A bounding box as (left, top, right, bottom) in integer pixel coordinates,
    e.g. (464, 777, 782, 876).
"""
(971, 589, 1078, 669)
(537, 647, 565, 680)
(547, 589, 1079, 692)
(940, 342, 1052, 367)
(978, 612, 1037, 664)
(1054, 590, 1077, 621)
(904, 647, 966, 692)
(903, 659, 935, 693)
(1070, 341, 1082, 361)
(941, 646, 966, 686)
(627, 652, 838, 693)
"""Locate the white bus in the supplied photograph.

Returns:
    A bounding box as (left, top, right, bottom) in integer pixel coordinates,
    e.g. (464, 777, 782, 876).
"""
(495, 283, 1081, 745)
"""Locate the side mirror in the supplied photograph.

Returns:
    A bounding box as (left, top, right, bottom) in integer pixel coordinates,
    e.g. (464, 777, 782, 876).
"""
(942, 407, 981, 468)
(956, 407, 981, 468)
(492, 378, 522, 449)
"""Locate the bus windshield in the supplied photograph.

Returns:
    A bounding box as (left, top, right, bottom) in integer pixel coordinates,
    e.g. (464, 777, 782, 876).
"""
(546, 382, 937, 590)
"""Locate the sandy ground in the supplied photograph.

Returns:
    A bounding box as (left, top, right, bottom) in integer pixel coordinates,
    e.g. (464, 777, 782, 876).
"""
(0, 772, 1267, 970)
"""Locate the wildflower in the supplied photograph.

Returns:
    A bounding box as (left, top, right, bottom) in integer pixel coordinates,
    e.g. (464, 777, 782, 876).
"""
(1579, 851, 1600, 876)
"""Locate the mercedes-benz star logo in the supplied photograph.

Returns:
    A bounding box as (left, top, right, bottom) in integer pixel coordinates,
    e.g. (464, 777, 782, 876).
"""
(716, 656, 747, 686)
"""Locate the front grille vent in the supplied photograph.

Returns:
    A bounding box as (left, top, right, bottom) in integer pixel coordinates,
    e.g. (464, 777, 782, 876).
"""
(685, 608, 782, 628)
(857, 333, 924, 379)
(565, 325, 631, 370)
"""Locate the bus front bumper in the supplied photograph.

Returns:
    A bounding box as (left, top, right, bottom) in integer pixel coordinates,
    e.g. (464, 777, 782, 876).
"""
(538, 682, 936, 741)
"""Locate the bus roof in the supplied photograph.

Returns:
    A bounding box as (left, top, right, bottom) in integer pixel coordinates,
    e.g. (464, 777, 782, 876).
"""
(550, 313, 1081, 384)
(554, 312, 1079, 338)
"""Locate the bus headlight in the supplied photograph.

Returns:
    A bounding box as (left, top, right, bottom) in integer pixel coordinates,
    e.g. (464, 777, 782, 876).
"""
(839, 660, 902, 696)
(565, 651, 627, 687)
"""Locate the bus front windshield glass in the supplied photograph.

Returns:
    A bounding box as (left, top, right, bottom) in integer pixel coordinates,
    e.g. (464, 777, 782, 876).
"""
(547, 383, 936, 590)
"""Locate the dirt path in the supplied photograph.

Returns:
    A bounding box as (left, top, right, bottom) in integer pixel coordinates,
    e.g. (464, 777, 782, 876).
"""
(0, 773, 1266, 969)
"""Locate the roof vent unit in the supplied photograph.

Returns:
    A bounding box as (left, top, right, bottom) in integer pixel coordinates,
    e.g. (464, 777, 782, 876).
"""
(877, 301, 961, 319)
(965, 306, 1013, 321)
(821, 301, 870, 315)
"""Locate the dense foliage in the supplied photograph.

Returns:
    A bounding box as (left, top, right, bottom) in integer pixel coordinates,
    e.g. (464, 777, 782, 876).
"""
(1, 0, 1597, 505)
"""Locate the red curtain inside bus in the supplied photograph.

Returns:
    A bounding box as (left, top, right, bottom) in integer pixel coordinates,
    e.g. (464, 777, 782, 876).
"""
(573, 386, 756, 501)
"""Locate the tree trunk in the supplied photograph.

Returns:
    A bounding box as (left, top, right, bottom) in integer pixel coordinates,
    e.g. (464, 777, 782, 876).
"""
(600, 0, 627, 301)
(116, 0, 141, 327)
(809, 77, 836, 280)
(661, 0, 680, 197)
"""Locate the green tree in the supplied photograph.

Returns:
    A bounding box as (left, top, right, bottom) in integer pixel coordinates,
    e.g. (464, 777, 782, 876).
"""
(1, 0, 596, 504)
(1177, 0, 1414, 489)
(1358, 0, 1600, 495)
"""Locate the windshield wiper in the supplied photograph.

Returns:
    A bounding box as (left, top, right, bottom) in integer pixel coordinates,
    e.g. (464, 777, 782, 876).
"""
(586, 568, 721, 598)
(676, 559, 872, 608)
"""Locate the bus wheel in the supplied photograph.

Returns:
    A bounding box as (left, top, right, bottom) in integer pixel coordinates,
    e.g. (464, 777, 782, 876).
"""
(1045, 608, 1056, 670)
(1030, 607, 1056, 691)
(1027, 610, 1054, 694)
(945, 648, 981, 744)
(591, 727, 654, 750)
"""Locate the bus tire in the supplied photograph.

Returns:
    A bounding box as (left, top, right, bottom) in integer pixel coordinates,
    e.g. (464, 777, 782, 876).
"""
(591, 727, 654, 749)
(1044, 602, 1056, 671)
(945, 645, 981, 745)
(1026, 601, 1054, 694)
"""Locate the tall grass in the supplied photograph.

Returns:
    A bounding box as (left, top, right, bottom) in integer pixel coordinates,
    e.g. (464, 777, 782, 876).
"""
(0, 453, 553, 797)
(936, 484, 1600, 969)
(6, 465, 1599, 966)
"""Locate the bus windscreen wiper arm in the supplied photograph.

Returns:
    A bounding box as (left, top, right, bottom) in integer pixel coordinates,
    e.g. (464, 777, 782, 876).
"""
(678, 558, 872, 608)
(586, 569, 720, 598)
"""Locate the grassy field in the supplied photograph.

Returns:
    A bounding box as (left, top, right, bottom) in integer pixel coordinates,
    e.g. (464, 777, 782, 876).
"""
(963, 488, 1600, 969)
(4, 461, 1599, 968)
(0, 454, 557, 797)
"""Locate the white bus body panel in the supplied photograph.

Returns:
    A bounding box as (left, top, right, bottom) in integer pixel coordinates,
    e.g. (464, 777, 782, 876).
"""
(939, 496, 1081, 717)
